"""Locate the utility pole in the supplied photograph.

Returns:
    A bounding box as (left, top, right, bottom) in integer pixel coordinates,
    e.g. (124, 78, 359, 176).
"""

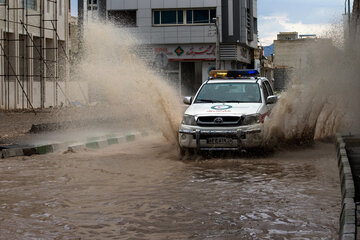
(348, 0, 351, 41)
(213, 17, 221, 70)
(348, 0, 351, 28)
(344, 0, 352, 49)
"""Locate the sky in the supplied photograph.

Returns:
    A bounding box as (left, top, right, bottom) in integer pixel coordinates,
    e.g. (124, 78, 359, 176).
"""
(258, 0, 349, 45)
(70, 0, 349, 46)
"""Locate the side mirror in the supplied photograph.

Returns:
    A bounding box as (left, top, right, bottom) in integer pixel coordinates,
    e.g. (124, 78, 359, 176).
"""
(266, 95, 278, 104)
(183, 96, 192, 105)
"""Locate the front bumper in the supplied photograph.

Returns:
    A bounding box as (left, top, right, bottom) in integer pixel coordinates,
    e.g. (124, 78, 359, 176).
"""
(178, 124, 263, 151)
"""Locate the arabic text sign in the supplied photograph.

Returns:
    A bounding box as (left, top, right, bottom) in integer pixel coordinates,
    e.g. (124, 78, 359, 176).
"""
(154, 44, 216, 60)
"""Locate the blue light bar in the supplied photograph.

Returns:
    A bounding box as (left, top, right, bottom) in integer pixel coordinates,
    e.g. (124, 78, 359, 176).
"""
(227, 69, 260, 77)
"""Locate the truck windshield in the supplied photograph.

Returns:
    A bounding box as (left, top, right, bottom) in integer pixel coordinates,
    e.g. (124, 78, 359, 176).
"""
(194, 82, 261, 103)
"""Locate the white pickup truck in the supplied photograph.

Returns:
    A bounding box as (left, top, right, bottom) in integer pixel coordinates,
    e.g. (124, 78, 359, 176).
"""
(178, 70, 277, 154)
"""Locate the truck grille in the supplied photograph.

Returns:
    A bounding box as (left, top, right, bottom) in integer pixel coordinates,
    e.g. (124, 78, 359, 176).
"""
(197, 116, 242, 127)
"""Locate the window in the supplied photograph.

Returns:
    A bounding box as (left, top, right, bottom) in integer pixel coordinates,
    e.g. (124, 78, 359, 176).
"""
(195, 83, 261, 103)
(186, 10, 192, 24)
(210, 9, 216, 22)
(22, 0, 36, 10)
(161, 10, 177, 24)
(263, 81, 274, 96)
(193, 10, 209, 24)
(262, 83, 269, 101)
(154, 11, 160, 24)
(87, 0, 97, 11)
(108, 10, 137, 27)
(246, 8, 252, 41)
(254, 17, 258, 34)
(153, 10, 184, 25)
(153, 9, 216, 25)
(177, 10, 183, 24)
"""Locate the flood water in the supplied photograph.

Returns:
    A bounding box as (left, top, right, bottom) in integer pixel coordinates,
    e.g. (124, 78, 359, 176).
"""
(0, 136, 340, 239)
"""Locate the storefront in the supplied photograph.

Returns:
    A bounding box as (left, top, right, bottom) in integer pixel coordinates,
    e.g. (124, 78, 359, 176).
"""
(150, 44, 216, 96)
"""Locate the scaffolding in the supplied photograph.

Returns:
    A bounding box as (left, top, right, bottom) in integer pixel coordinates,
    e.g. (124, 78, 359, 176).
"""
(0, 0, 70, 112)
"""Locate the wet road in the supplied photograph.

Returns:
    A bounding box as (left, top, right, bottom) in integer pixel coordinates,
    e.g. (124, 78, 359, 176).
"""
(0, 136, 340, 239)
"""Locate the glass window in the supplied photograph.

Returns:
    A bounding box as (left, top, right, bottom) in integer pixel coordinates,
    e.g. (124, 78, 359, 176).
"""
(262, 83, 269, 100)
(161, 10, 177, 24)
(153, 9, 216, 26)
(154, 11, 160, 24)
(22, 0, 36, 10)
(210, 9, 216, 22)
(108, 10, 137, 27)
(254, 17, 258, 34)
(177, 10, 183, 24)
(193, 10, 209, 24)
(264, 81, 274, 95)
(195, 83, 261, 103)
(186, 10, 192, 24)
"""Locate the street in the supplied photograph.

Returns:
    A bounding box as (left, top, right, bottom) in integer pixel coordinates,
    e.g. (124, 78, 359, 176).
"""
(0, 135, 340, 239)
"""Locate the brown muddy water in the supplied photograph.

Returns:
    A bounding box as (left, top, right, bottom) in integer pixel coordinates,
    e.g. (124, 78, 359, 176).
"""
(0, 136, 340, 240)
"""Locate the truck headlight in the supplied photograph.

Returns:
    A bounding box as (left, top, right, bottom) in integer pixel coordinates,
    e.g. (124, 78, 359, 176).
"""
(182, 114, 197, 126)
(242, 114, 261, 125)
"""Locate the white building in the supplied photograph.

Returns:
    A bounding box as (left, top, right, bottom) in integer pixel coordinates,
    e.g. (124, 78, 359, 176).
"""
(79, 0, 258, 96)
(0, 0, 71, 110)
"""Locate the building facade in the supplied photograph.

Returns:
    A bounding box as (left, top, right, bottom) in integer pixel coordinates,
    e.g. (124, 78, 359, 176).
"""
(79, 0, 258, 96)
(273, 32, 332, 90)
(0, 0, 70, 110)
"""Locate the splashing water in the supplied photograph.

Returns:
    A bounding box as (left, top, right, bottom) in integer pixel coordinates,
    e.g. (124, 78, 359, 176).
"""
(74, 21, 183, 144)
(74, 20, 360, 149)
(264, 32, 360, 144)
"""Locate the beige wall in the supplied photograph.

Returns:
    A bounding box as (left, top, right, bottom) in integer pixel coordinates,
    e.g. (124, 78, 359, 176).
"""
(274, 39, 332, 70)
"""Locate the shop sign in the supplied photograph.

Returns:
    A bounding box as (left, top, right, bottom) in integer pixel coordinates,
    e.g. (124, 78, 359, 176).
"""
(237, 46, 251, 64)
(154, 45, 216, 61)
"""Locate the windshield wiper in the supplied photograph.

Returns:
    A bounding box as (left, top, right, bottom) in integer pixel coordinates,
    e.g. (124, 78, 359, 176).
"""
(196, 99, 227, 103)
(196, 99, 215, 103)
(224, 100, 243, 103)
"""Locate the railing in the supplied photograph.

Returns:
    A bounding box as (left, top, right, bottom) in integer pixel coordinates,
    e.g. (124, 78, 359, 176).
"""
(336, 134, 357, 239)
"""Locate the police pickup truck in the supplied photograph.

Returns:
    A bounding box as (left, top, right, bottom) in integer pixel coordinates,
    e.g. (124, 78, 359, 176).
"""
(178, 69, 277, 154)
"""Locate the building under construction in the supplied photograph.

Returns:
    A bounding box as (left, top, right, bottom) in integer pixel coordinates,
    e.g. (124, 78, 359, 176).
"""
(0, 0, 70, 110)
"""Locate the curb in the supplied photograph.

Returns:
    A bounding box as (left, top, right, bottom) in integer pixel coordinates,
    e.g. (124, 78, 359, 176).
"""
(1, 130, 157, 159)
(336, 135, 356, 240)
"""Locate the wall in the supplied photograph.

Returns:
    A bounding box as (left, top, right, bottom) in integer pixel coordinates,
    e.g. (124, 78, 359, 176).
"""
(107, 0, 221, 44)
(274, 38, 331, 70)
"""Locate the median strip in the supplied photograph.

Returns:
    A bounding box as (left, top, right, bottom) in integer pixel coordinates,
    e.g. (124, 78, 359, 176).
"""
(1, 131, 157, 159)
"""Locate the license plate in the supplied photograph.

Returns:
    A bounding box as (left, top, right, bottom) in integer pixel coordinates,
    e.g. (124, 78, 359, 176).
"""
(207, 137, 233, 144)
